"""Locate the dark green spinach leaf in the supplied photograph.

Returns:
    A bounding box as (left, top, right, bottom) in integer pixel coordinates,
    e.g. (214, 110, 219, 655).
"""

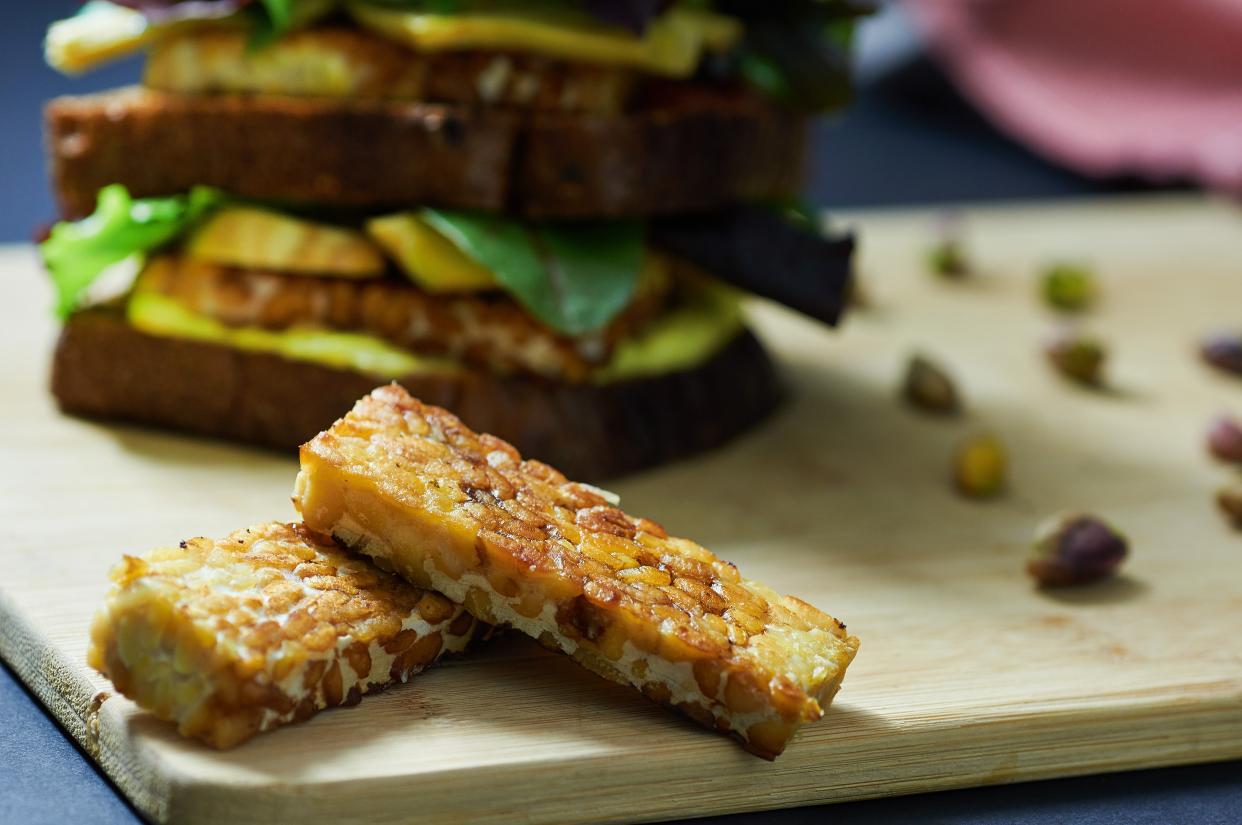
(422, 209, 645, 336)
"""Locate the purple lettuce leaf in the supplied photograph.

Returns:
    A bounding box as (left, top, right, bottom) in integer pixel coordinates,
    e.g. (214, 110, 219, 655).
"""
(583, 0, 674, 33)
(105, 0, 256, 24)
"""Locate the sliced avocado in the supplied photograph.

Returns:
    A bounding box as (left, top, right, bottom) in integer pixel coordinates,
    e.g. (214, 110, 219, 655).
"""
(593, 282, 744, 383)
(186, 207, 387, 278)
(366, 213, 498, 293)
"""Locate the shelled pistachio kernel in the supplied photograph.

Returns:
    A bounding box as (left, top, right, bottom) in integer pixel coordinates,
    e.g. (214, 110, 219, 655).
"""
(1044, 330, 1107, 386)
(902, 354, 961, 415)
(1207, 415, 1242, 463)
(953, 433, 1007, 499)
(927, 241, 970, 279)
(1027, 513, 1128, 587)
(926, 211, 970, 278)
(1216, 485, 1242, 530)
(1200, 333, 1242, 377)
(1040, 263, 1096, 312)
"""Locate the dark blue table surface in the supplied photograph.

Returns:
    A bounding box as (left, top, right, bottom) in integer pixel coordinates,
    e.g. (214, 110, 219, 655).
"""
(2, 4, 1235, 824)
(3, 657, 1240, 825)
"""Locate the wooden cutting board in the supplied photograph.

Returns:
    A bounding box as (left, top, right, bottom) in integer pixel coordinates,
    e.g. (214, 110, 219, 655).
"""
(2, 197, 1241, 825)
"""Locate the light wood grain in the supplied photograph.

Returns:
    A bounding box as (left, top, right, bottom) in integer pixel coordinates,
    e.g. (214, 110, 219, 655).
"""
(2, 197, 1241, 824)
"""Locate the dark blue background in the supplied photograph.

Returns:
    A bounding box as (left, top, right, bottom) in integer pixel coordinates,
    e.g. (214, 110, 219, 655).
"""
(2, 4, 1232, 825)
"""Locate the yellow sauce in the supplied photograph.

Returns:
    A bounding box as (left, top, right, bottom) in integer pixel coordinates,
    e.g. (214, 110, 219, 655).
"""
(127, 292, 452, 379)
(127, 283, 744, 384)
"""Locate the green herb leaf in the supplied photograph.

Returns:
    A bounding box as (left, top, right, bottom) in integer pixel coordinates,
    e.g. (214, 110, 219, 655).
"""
(257, 0, 295, 30)
(738, 51, 793, 104)
(764, 198, 819, 233)
(40, 185, 224, 318)
(246, 0, 337, 46)
(421, 209, 645, 336)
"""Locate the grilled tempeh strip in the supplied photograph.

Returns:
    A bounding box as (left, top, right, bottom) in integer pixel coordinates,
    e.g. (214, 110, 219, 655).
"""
(88, 521, 479, 749)
(294, 385, 859, 758)
(134, 253, 674, 382)
(145, 28, 637, 114)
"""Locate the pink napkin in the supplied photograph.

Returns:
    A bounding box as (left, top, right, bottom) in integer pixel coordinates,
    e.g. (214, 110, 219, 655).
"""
(904, 0, 1242, 191)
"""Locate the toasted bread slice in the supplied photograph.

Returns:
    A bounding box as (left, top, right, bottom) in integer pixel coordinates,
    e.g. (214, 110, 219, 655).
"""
(46, 86, 806, 220)
(88, 522, 479, 749)
(293, 386, 858, 757)
(51, 307, 780, 480)
(146, 27, 636, 113)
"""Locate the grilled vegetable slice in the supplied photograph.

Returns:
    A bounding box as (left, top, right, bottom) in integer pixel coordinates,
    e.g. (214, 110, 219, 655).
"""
(187, 206, 386, 278)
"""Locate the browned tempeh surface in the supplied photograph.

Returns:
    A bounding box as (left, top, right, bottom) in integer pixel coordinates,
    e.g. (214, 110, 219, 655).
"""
(145, 27, 637, 113)
(294, 385, 859, 757)
(89, 521, 479, 749)
(133, 254, 673, 382)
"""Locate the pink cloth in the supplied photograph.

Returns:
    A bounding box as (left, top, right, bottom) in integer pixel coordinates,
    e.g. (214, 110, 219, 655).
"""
(905, 0, 1242, 191)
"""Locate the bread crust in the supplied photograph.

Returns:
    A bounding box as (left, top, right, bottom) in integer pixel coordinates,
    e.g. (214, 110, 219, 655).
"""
(50, 307, 783, 480)
(47, 87, 516, 218)
(46, 86, 807, 220)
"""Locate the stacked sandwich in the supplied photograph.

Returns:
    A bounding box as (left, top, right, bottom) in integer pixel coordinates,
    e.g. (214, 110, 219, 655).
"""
(41, 0, 863, 479)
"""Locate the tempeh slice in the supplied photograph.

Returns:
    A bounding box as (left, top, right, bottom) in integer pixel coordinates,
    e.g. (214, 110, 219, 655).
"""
(88, 521, 479, 749)
(294, 385, 859, 758)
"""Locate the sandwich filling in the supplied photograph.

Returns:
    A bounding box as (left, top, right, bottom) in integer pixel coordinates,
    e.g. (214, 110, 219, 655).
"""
(42, 1, 863, 387)
(42, 186, 747, 383)
(48, 1, 867, 113)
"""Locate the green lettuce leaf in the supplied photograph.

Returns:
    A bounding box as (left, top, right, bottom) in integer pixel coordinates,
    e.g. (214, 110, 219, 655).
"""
(246, 0, 339, 44)
(40, 185, 224, 318)
(257, 0, 296, 30)
(421, 209, 645, 336)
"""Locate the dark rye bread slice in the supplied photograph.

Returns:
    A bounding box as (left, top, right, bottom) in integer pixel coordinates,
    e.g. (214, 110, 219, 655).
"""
(51, 308, 783, 481)
(48, 87, 514, 218)
(46, 86, 807, 220)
